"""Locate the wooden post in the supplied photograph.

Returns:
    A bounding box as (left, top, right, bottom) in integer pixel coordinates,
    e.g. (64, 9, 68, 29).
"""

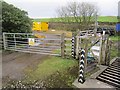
(84, 39, 88, 67)
(106, 40, 111, 65)
(98, 36, 103, 65)
(75, 35, 79, 60)
(104, 35, 110, 65)
(99, 30, 107, 65)
(104, 36, 107, 65)
(3, 33, 6, 50)
(61, 33, 65, 58)
(94, 11, 98, 37)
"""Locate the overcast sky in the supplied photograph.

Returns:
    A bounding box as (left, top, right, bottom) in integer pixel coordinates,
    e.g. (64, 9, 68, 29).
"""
(4, 0, 120, 18)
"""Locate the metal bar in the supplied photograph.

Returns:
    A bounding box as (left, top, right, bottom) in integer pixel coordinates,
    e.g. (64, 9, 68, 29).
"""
(33, 32, 61, 36)
(6, 40, 28, 44)
(7, 43, 28, 46)
(88, 39, 100, 50)
(7, 48, 53, 53)
(37, 42, 61, 45)
(6, 40, 61, 46)
(6, 49, 60, 56)
(4, 33, 62, 36)
(29, 45, 61, 48)
(6, 37, 28, 39)
(4, 33, 34, 35)
(7, 47, 54, 53)
(6, 40, 60, 44)
(43, 39, 61, 41)
(65, 38, 72, 41)
(19, 46, 60, 51)
(7, 44, 61, 50)
(6, 37, 61, 41)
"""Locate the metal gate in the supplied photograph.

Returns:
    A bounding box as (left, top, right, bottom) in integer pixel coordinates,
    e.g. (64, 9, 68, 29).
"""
(3, 33, 63, 56)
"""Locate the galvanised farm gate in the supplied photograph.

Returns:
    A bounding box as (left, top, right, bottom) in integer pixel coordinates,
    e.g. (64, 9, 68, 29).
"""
(3, 33, 67, 57)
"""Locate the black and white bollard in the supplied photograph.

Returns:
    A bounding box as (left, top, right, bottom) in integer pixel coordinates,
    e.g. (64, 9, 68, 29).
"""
(71, 36, 76, 58)
(78, 48, 85, 84)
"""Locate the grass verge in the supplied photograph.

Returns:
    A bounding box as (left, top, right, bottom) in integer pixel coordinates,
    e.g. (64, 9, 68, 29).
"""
(109, 35, 120, 41)
(23, 56, 78, 87)
(109, 35, 119, 60)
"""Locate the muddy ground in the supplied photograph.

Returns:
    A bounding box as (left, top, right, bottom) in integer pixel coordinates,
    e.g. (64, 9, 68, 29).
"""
(2, 51, 47, 85)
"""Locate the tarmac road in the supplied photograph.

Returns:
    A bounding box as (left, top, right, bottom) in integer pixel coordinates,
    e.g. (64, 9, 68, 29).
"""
(2, 51, 47, 84)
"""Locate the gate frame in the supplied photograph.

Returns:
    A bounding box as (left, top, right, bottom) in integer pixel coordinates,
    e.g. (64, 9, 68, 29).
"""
(3, 32, 65, 57)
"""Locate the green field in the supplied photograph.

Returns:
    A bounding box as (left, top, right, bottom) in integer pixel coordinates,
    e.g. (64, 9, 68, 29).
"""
(98, 16, 118, 22)
(32, 16, 118, 23)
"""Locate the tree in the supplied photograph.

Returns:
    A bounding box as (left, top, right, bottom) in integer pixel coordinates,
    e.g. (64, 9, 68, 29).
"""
(2, 1, 32, 33)
(57, 2, 98, 34)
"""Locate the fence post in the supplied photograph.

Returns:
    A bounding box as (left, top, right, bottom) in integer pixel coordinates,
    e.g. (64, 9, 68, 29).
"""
(99, 32, 107, 65)
(98, 36, 103, 65)
(104, 35, 110, 65)
(78, 48, 85, 83)
(106, 40, 111, 65)
(3, 33, 7, 50)
(14, 34, 16, 50)
(84, 39, 88, 67)
(27, 34, 29, 47)
(75, 35, 79, 60)
(61, 33, 65, 58)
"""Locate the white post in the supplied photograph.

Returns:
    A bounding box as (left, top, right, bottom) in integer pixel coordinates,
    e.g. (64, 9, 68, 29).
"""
(103, 31, 105, 36)
(14, 34, 16, 50)
(27, 34, 29, 47)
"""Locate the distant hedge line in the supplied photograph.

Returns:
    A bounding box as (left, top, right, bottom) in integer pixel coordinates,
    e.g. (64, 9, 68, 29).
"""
(48, 22, 116, 31)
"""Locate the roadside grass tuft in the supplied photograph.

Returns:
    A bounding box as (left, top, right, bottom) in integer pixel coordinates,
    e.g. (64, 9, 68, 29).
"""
(109, 35, 120, 41)
(24, 56, 77, 83)
(109, 35, 119, 60)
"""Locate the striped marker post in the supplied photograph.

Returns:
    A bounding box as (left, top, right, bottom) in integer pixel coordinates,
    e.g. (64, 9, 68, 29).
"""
(71, 36, 76, 58)
(78, 48, 85, 83)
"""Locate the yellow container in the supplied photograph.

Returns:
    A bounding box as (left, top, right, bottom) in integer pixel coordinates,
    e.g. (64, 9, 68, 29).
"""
(32, 22, 48, 31)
